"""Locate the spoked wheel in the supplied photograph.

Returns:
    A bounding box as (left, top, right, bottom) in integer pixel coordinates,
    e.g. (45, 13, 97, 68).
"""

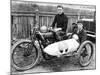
(78, 41, 94, 67)
(11, 39, 41, 70)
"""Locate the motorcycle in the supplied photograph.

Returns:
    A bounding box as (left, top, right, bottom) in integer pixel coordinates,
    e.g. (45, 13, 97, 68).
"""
(11, 26, 94, 70)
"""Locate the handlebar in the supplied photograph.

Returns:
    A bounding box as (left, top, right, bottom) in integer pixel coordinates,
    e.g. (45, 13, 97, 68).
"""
(48, 27, 62, 32)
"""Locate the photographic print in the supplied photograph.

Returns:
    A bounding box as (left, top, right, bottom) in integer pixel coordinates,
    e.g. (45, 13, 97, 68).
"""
(11, 0, 96, 74)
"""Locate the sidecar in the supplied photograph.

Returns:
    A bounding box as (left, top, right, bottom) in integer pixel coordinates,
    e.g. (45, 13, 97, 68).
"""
(43, 39, 94, 67)
(11, 28, 94, 70)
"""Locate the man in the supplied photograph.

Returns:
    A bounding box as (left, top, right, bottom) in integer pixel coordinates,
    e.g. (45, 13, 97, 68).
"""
(77, 21, 87, 43)
(51, 5, 68, 40)
(51, 5, 68, 33)
(72, 23, 78, 33)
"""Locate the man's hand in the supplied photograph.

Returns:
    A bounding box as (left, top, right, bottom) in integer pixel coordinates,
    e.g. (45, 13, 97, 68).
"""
(54, 28, 62, 32)
(49, 27, 53, 30)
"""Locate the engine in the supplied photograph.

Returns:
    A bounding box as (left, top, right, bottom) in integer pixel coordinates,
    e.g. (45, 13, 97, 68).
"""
(36, 26, 56, 47)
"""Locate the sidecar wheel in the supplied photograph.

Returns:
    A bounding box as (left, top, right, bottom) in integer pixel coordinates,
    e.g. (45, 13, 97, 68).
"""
(78, 41, 94, 67)
(11, 39, 41, 71)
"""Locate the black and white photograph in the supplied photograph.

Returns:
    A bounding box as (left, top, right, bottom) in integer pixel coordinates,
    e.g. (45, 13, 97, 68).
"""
(11, 0, 96, 74)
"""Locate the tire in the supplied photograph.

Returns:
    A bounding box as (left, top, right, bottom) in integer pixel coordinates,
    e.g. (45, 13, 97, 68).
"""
(11, 39, 41, 71)
(78, 41, 94, 67)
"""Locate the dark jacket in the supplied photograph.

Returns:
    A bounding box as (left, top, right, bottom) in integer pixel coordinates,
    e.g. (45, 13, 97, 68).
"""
(51, 13, 68, 32)
(78, 29, 87, 43)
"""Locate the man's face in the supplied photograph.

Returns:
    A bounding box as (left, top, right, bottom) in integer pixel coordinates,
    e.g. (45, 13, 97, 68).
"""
(57, 7, 63, 14)
(77, 23, 83, 30)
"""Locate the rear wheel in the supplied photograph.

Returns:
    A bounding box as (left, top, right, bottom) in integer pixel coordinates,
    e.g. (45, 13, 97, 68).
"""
(78, 41, 94, 67)
(11, 39, 41, 70)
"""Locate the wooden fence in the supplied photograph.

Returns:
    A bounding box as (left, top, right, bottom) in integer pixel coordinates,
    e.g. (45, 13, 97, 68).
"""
(11, 12, 80, 39)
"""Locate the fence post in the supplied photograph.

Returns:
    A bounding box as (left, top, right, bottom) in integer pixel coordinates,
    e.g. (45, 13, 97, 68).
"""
(35, 6, 39, 28)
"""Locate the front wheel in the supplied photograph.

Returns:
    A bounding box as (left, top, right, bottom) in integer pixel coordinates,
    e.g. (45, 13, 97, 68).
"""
(78, 41, 94, 67)
(11, 39, 41, 70)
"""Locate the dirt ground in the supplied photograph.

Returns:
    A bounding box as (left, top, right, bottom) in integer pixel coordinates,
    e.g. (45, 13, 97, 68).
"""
(11, 44, 96, 75)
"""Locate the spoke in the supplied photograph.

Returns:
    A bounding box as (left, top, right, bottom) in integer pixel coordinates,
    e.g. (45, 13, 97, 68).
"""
(80, 43, 92, 64)
(14, 56, 24, 65)
(13, 42, 38, 68)
(81, 47, 87, 58)
(85, 44, 92, 58)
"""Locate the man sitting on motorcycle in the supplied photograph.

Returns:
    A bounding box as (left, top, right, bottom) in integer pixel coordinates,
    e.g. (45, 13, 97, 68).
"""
(51, 5, 68, 40)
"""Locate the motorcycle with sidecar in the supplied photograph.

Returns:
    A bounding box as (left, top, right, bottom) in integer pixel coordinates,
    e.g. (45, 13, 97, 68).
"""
(11, 26, 94, 70)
